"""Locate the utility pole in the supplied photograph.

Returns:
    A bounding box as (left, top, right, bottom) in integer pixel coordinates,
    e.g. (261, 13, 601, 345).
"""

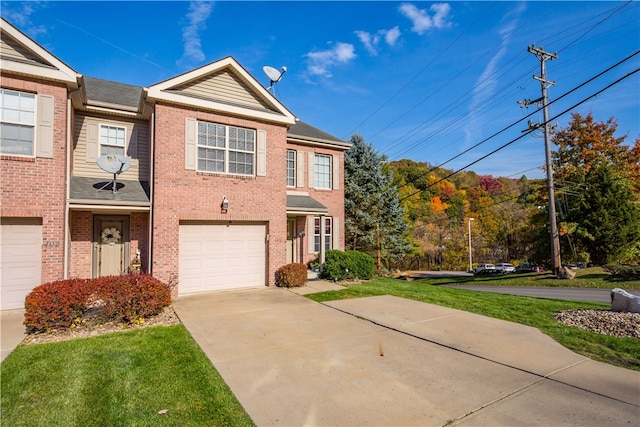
(519, 44, 561, 276)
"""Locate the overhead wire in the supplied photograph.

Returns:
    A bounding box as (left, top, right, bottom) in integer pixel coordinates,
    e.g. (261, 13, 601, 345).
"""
(393, 49, 639, 192)
(398, 66, 640, 202)
(378, 1, 637, 162)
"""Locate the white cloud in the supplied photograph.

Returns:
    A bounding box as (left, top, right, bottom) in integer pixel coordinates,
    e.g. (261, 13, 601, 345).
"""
(355, 26, 402, 55)
(399, 3, 452, 35)
(464, 3, 525, 146)
(385, 26, 401, 46)
(178, 1, 214, 67)
(3, 2, 48, 37)
(306, 42, 356, 77)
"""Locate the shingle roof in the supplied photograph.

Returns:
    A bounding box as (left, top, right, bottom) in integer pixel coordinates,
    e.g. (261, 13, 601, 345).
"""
(288, 121, 345, 144)
(70, 176, 150, 203)
(84, 76, 143, 109)
(286, 195, 328, 213)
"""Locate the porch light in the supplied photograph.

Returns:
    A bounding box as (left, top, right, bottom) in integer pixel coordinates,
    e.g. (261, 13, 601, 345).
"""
(221, 195, 229, 213)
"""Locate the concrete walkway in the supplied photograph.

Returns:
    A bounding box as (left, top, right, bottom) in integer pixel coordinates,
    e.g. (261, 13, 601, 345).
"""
(1, 309, 27, 363)
(172, 285, 640, 426)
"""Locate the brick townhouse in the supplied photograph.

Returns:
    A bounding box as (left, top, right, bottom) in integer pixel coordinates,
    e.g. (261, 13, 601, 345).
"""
(0, 17, 350, 310)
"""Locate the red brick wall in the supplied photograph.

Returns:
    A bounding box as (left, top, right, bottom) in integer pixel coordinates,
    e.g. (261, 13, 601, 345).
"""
(68, 211, 93, 278)
(286, 142, 346, 266)
(151, 103, 288, 288)
(1, 76, 68, 283)
(130, 212, 149, 272)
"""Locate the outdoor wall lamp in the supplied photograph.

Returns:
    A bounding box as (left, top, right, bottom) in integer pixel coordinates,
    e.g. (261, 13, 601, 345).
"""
(221, 195, 229, 213)
(298, 231, 305, 238)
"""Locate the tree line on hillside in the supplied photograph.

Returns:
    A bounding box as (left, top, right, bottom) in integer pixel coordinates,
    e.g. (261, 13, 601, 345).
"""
(344, 113, 640, 273)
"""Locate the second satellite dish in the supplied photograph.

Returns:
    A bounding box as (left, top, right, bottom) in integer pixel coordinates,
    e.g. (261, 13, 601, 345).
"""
(263, 65, 287, 90)
(97, 154, 130, 194)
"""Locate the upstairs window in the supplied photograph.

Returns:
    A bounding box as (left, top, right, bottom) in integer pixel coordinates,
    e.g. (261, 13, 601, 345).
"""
(286, 149, 296, 187)
(314, 154, 331, 189)
(100, 124, 126, 156)
(0, 89, 35, 156)
(198, 121, 255, 175)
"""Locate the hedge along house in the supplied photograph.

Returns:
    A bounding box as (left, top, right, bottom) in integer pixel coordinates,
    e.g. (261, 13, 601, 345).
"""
(0, 17, 350, 309)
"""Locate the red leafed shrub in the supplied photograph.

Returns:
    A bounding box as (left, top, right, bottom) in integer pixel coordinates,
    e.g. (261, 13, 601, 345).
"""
(275, 263, 308, 288)
(95, 274, 172, 322)
(23, 274, 172, 331)
(24, 278, 92, 331)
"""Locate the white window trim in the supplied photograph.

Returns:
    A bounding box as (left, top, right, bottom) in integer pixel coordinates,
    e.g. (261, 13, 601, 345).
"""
(287, 149, 296, 187)
(99, 123, 127, 156)
(314, 216, 332, 253)
(314, 153, 332, 190)
(0, 89, 36, 157)
(196, 120, 257, 176)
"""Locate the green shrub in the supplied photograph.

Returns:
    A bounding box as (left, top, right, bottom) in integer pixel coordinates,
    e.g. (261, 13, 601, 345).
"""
(96, 274, 172, 322)
(346, 250, 375, 280)
(603, 264, 640, 279)
(24, 278, 93, 331)
(320, 250, 375, 281)
(23, 274, 172, 331)
(275, 263, 308, 287)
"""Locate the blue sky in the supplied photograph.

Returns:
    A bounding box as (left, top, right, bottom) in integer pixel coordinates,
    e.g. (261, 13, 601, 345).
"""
(2, 1, 638, 179)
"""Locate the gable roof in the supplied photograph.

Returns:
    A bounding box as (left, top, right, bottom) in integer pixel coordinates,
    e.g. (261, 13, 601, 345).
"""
(288, 120, 351, 150)
(146, 56, 296, 125)
(0, 17, 79, 87)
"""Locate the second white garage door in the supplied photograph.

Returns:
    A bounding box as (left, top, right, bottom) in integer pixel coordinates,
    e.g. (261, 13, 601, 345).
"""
(179, 223, 266, 294)
(1, 218, 42, 310)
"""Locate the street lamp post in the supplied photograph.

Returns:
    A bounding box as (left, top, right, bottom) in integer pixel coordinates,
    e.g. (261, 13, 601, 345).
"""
(468, 218, 475, 272)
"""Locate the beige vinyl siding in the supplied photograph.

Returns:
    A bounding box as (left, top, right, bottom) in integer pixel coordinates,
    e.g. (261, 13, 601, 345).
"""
(174, 70, 274, 112)
(0, 32, 49, 66)
(73, 114, 149, 180)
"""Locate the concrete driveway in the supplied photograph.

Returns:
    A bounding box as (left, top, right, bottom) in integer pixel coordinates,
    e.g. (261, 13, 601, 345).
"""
(172, 286, 639, 426)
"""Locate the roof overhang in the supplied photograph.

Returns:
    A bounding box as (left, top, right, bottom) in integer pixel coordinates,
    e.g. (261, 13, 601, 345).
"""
(146, 56, 296, 126)
(1, 17, 79, 88)
(286, 193, 329, 215)
(288, 133, 352, 151)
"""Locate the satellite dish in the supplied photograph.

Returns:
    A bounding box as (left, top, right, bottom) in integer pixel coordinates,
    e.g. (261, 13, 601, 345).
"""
(97, 154, 130, 194)
(263, 65, 287, 91)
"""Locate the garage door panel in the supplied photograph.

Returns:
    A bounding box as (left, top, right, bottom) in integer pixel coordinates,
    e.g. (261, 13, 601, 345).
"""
(1, 221, 42, 310)
(179, 223, 266, 294)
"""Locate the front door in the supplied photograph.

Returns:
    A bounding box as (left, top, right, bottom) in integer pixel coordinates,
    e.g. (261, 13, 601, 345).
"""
(286, 218, 296, 264)
(93, 215, 129, 277)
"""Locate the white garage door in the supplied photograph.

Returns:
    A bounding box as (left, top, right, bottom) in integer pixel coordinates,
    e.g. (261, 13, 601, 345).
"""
(179, 223, 266, 294)
(1, 219, 42, 310)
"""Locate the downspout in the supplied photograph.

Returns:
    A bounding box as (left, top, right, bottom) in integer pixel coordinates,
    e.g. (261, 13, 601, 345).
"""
(63, 94, 72, 279)
(147, 103, 155, 275)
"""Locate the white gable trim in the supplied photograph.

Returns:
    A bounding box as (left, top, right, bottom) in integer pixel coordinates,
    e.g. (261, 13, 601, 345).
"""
(146, 57, 296, 125)
(1, 18, 79, 87)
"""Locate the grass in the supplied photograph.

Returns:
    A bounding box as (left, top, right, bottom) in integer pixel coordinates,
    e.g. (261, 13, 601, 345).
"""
(419, 267, 640, 289)
(1, 325, 254, 427)
(306, 275, 640, 371)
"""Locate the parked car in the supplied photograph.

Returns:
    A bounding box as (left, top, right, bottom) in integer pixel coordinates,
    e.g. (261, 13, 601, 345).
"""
(474, 263, 496, 275)
(495, 263, 515, 274)
(515, 263, 543, 273)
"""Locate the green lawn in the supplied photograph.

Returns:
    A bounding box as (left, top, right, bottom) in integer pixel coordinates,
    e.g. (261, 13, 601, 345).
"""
(421, 267, 640, 289)
(306, 275, 640, 371)
(1, 325, 254, 427)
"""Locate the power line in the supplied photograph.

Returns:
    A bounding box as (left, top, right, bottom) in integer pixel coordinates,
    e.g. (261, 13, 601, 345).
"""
(394, 50, 639, 192)
(398, 66, 640, 202)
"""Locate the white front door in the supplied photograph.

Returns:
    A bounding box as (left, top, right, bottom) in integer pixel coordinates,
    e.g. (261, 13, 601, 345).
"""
(94, 216, 129, 277)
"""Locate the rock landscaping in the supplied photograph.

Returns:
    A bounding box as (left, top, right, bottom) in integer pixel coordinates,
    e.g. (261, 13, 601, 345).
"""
(555, 309, 640, 339)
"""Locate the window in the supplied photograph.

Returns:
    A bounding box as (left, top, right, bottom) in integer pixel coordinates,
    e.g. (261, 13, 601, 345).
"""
(0, 89, 35, 156)
(286, 149, 296, 186)
(314, 217, 332, 253)
(314, 154, 331, 189)
(100, 124, 126, 156)
(197, 121, 255, 175)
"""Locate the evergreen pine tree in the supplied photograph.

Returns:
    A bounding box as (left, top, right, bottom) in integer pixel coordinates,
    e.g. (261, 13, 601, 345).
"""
(344, 134, 412, 269)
